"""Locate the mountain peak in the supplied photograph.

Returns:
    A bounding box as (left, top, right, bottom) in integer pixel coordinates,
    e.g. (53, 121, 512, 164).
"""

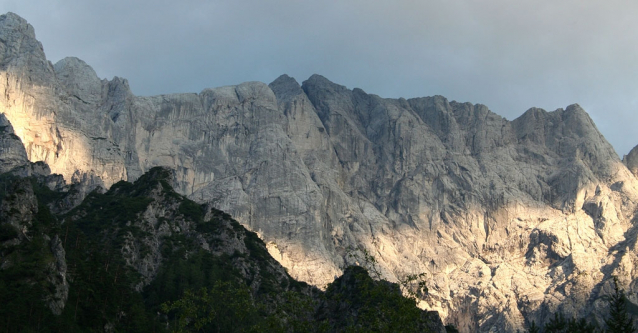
(302, 74, 347, 91)
(54, 57, 103, 104)
(2, 13, 638, 331)
(0, 12, 37, 49)
(0, 12, 31, 32)
(268, 74, 302, 102)
(0, 12, 52, 84)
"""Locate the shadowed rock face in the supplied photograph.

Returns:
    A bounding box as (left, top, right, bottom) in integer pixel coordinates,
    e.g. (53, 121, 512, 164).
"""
(0, 113, 29, 173)
(2, 11, 638, 331)
(623, 144, 638, 178)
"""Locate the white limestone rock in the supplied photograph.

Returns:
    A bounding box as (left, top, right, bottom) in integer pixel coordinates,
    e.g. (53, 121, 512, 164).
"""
(54, 57, 104, 105)
(4, 12, 638, 331)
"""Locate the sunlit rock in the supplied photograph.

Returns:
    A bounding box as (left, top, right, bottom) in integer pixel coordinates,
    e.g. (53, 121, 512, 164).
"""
(3, 11, 638, 331)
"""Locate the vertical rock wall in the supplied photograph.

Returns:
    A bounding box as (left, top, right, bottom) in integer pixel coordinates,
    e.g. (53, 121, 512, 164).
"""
(3, 12, 638, 331)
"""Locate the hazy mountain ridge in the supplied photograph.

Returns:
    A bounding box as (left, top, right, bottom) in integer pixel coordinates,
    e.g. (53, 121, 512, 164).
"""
(2, 11, 638, 331)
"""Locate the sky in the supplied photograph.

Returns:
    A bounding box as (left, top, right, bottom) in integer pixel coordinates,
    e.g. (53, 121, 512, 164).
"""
(4, 0, 638, 155)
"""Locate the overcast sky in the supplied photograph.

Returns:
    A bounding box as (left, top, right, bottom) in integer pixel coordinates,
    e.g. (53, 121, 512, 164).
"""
(4, 0, 638, 155)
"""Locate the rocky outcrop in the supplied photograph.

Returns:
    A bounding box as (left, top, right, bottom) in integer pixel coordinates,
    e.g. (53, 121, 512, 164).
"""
(0, 113, 29, 173)
(64, 166, 298, 294)
(0, 177, 38, 242)
(45, 235, 68, 315)
(623, 144, 638, 177)
(0, 174, 69, 315)
(2, 12, 638, 331)
(2, 160, 445, 330)
(0, 12, 127, 189)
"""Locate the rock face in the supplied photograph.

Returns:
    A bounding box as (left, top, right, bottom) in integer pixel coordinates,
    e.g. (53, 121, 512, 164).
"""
(64, 166, 298, 294)
(0, 113, 29, 173)
(1, 160, 444, 330)
(623, 144, 638, 177)
(0, 170, 69, 316)
(2, 11, 638, 331)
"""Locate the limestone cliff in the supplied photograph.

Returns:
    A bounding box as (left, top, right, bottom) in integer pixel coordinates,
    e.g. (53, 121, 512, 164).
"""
(0, 113, 28, 173)
(2, 11, 638, 331)
(0, 154, 69, 317)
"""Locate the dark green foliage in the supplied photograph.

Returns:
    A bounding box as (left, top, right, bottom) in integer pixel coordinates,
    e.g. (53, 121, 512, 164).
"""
(161, 281, 262, 332)
(399, 272, 428, 300)
(1, 168, 440, 333)
(109, 179, 134, 193)
(605, 277, 636, 333)
(0, 171, 164, 332)
(0, 173, 19, 202)
(194, 208, 233, 235)
(162, 284, 326, 333)
(0, 233, 57, 332)
(33, 204, 59, 236)
(266, 291, 329, 333)
(71, 190, 153, 237)
(244, 229, 270, 261)
(523, 279, 638, 333)
(246, 241, 281, 295)
(178, 200, 204, 223)
(568, 318, 598, 333)
(144, 248, 242, 312)
(0, 178, 60, 332)
(287, 275, 311, 292)
(29, 177, 64, 206)
(194, 217, 223, 234)
(532, 310, 598, 333)
(544, 312, 568, 332)
(445, 324, 460, 332)
(162, 265, 435, 333)
(0, 223, 18, 241)
(58, 221, 158, 332)
(229, 219, 246, 232)
(344, 246, 382, 279)
(527, 321, 540, 333)
(541, 311, 598, 333)
(318, 265, 433, 332)
(0, 174, 157, 332)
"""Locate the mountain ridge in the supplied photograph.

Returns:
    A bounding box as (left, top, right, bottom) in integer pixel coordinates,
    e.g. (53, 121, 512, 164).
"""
(2, 11, 638, 331)
(0, 113, 447, 331)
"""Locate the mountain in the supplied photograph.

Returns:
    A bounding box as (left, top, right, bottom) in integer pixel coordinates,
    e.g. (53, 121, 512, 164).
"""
(0, 114, 445, 332)
(2, 11, 638, 331)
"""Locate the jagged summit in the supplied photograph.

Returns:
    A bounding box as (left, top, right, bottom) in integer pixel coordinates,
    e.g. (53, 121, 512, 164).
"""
(268, 74, 303, 102)
(54, 57, 104, 104)
(0, 12, 54, 85)
(0, 12, 35, 41)
(302, 74, 351, 97)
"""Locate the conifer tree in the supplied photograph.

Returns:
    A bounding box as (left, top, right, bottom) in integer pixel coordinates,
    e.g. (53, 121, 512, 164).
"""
(605, 276, 635, 333)
(527, 321, 540, 333)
